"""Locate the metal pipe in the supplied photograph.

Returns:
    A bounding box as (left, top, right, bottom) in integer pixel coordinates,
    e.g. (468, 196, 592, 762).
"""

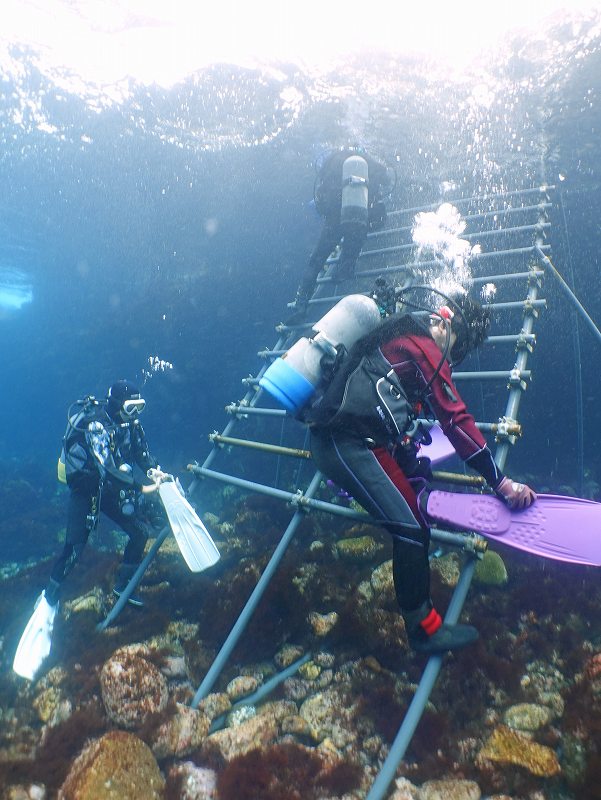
(190, 471, 323, 707)
(368, 203, 552, 239)
(386, 185, 553, 217)
(470, 270, 543, 284)
(361, 225, 549, 258)
(314, 250, 549, 286)
(432, 471, 485, 486)
(208, 653, 312, 733)
(536, 245, 601, 346)
(188, 464, 486, 552)
(225, 404, 287, 417)
(494, 259, 541, 470)
(258, 333, 534, 359)
(219, 406, 521, 436)
(202, 436, 499, 481)
(208, 433, 312, 459)
(366, 557, 477, 800)
(96, 525, 171, 631)
(451, 369, 531, 381)
(238, 369, 531, 388)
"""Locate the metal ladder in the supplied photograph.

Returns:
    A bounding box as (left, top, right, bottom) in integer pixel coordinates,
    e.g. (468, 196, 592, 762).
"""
(101, 183, 590, 799)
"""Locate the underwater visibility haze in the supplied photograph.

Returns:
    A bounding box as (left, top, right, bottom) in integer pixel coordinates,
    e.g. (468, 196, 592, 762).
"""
(2, 2, 601, 798)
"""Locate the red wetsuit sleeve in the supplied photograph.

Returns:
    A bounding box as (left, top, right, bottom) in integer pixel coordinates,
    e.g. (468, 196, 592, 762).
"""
(381, 335, 503, 486)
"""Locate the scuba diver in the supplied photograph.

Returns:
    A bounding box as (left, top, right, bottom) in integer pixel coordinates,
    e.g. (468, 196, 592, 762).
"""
(13, 379, 222, 681)
(289, 145, 391, 318)
(306, 290, 537, 654)
(47, 379, 165, 608)
(12, 380, 170, 681)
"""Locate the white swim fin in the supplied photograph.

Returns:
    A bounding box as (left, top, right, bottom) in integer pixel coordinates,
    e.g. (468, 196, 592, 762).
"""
(13, 592, 58, 680)
(158, 479, 220, 572)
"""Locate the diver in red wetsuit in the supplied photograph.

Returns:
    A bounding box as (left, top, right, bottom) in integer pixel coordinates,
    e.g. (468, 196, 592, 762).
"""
(310, 295, 536, 654)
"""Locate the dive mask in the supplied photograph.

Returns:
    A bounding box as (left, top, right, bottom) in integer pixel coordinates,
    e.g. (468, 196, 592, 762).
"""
(121, 397, 146, 418)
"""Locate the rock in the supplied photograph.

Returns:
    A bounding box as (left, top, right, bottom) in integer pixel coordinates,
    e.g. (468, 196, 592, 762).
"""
(225, 675, 259, 700)
(160, 654, 188, 678)
(335, 535, 384, 562)
(299, 687, 357, 748)
(63, 588, 106, 619)
(503, 702, 553, 732)
(167, 762, 217, 799)
(151, 703, 211, 758)
(6, 786, 46, 800)
(32, 687, 65, 724)
(281, 714, 311, 736)
(196, 692, 231, 723)
(299, 660, 322, 681)
(256, 699, 298, 723)
(274, 643, 305, 668)
(370, 560, 395, 602)
(58, 731, 165, 799)
(430, 552, 461, 587)
(390, 776, 419, 799)
(201, 713, 278, 764)
(100, 646, 168, 728)
(477, 724, 561, 777)
(308, 610, 339, 636)
(226, 706, 256, 727)
(473, 551, 508, 586)
(418, 778, 481, 800)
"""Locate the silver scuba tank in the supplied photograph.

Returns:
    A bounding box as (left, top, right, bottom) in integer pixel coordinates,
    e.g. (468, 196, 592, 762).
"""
(340, 155, 369, 228)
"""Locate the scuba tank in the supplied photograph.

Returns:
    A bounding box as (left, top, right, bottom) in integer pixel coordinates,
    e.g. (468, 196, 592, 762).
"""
(340, 155, 369, 228)
(260, 294, 381, 414)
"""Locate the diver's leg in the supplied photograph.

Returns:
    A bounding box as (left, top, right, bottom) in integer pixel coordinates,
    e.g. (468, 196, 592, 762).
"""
(336, 221, 367, 280)
(311, 431, 477, 653)
(292, 221, 342, 313)
(101, 490, 148, 606)
(45, 485, 98, 605)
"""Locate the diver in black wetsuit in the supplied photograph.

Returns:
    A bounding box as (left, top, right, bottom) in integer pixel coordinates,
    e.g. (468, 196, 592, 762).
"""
(45, 380, 164, 608)
(290, 146, 391, 316)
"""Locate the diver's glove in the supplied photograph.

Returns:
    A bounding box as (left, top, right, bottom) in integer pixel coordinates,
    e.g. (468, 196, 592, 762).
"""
(144, 468, 171, 493)
(494, 477, 537, 510)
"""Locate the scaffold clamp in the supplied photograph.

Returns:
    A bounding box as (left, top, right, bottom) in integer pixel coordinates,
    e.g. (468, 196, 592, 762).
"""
(508, 368, 527, 391)
(496, 416, 521, 445)
(515, 332, 535, 353)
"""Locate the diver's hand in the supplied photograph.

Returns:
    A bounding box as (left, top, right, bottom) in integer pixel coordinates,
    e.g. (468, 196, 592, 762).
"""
(495, 477, 537, 510)
(145, 468, 171, 492)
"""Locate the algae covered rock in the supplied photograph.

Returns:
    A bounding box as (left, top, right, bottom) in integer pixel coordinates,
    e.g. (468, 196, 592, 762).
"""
(477, 724, 560, 776)
(503, 702, 553, 732)
(419, 778, 481, 800)
(166, 762, 217, 800)
(274, 643, 305, 668)
(474, 550, 508, 586)
(225, 675, 259, 700)
(370, 559, 395, 603)
(201, 713, 278, 764)
(58, 730, 165, 799)
(335, 535, 384, 562)
(150, 703, 211, 759)
(100, 645, 168, 728)
(308, 610, 339, 637)
(430, 552, 461, 587)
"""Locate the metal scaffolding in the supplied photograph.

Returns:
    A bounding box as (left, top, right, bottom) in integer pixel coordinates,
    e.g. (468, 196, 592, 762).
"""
(99, 182, 601, 798)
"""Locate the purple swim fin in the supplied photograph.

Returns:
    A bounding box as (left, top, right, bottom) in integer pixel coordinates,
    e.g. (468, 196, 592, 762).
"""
(419, 424, 456, 466)
(426, 491, 601, 566)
